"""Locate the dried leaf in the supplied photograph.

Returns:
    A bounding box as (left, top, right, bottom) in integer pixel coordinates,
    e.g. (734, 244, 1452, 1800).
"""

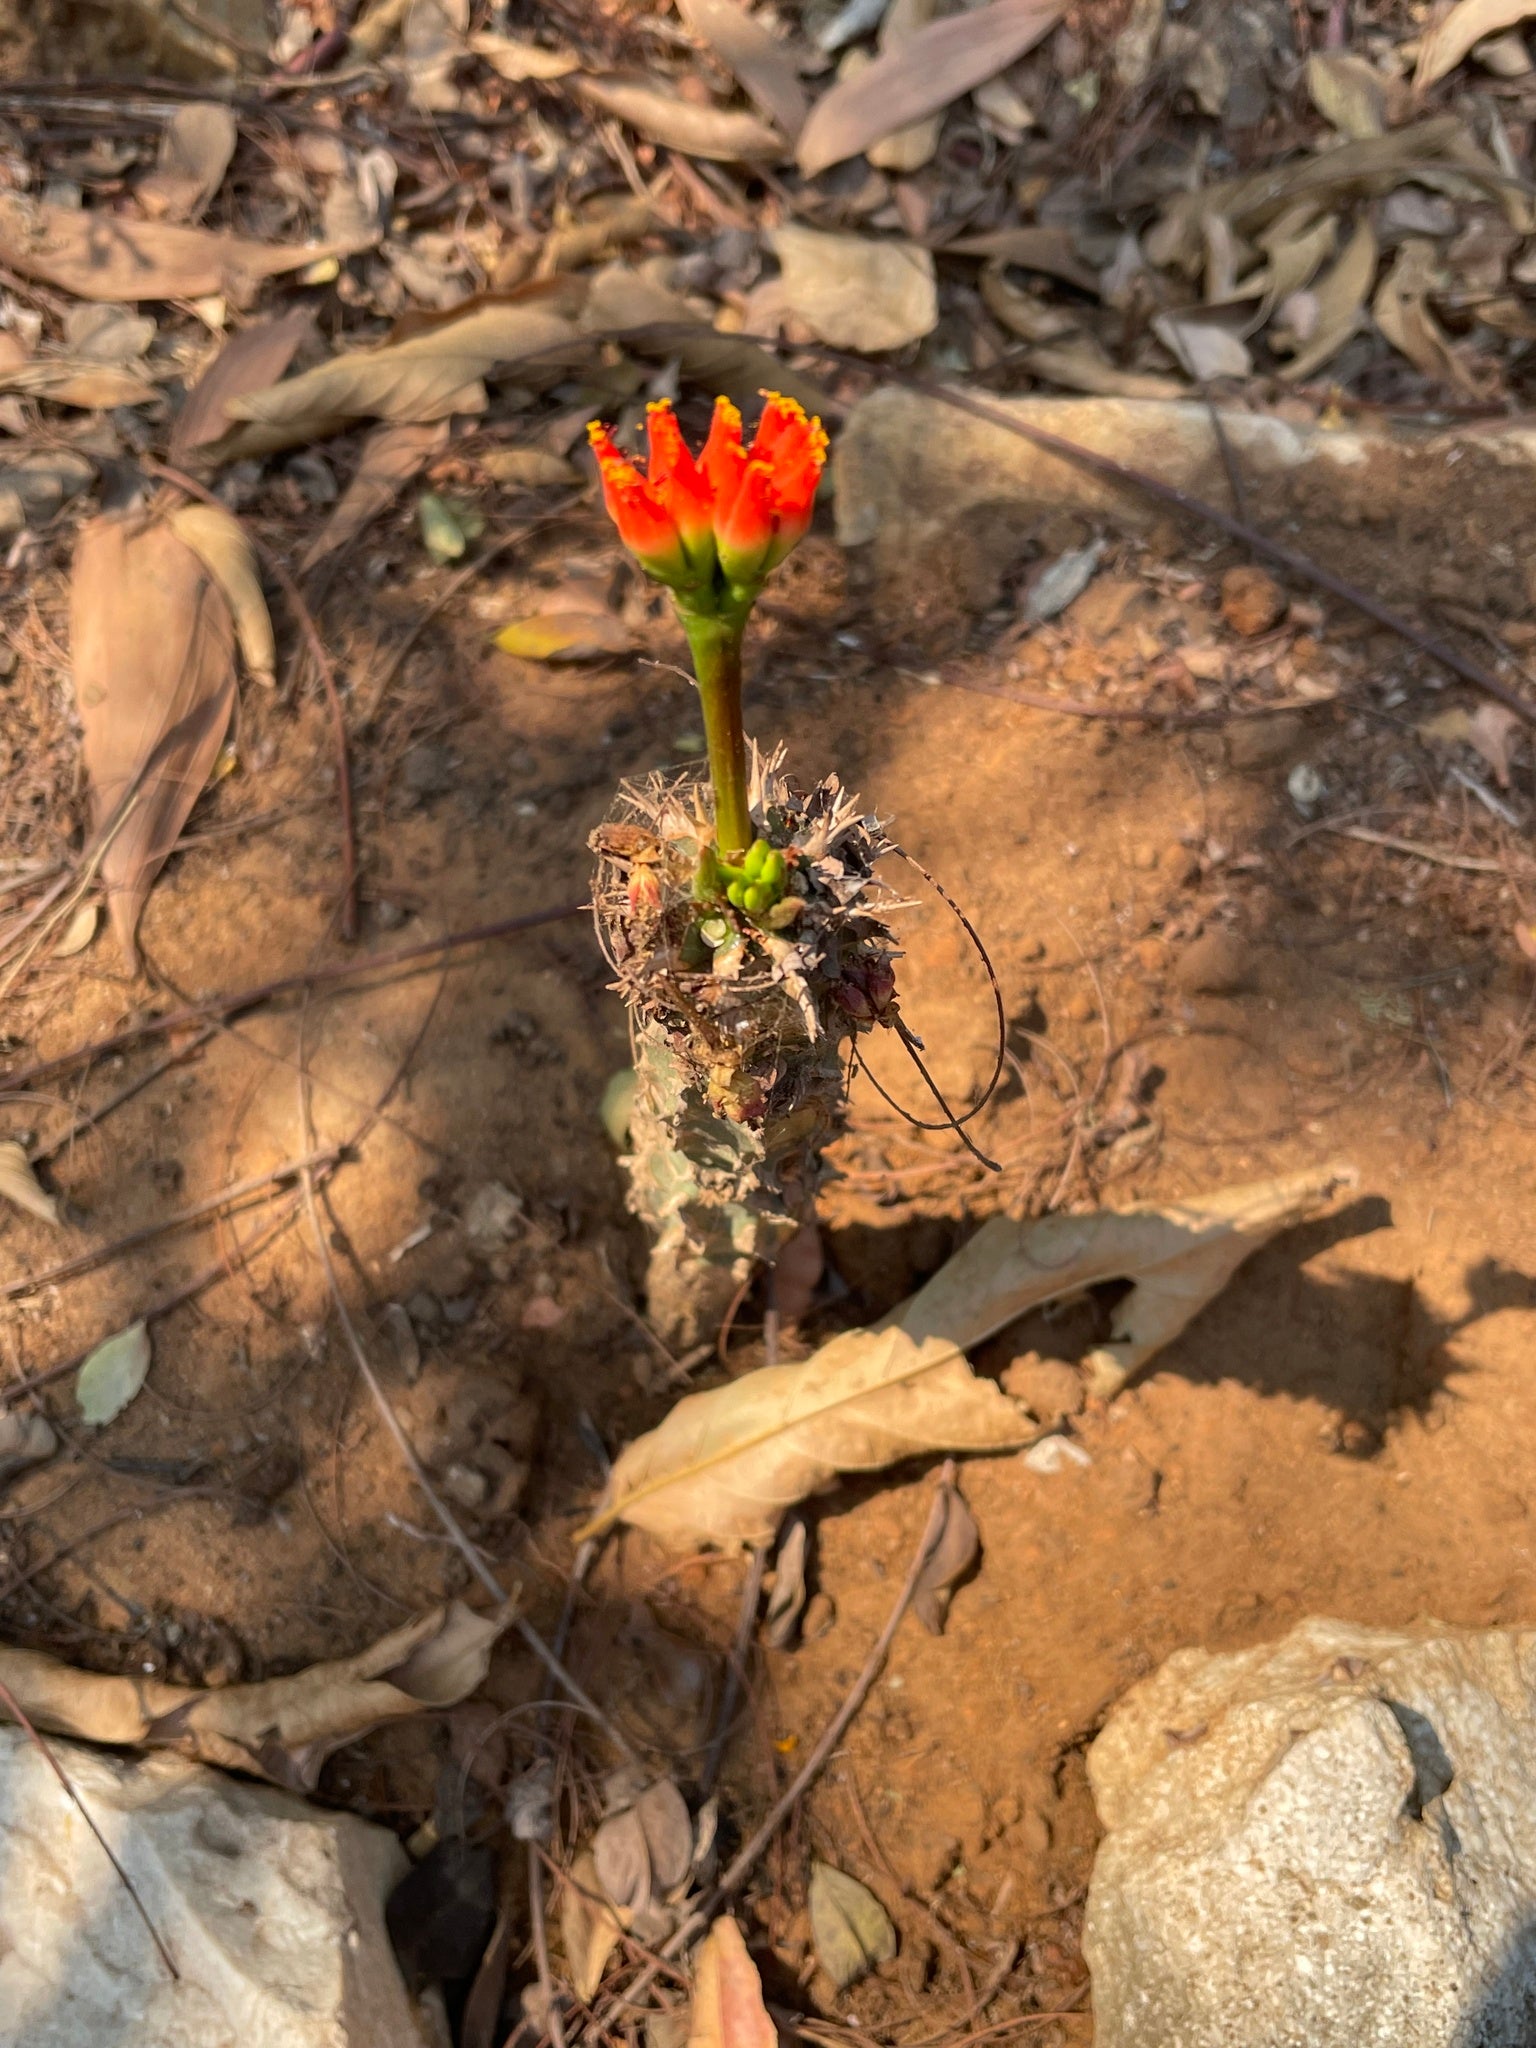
(71, 509, 238, 967)
(594, 1805, 652, 1916)
(763, 1513, 809, 1648)
(76, 1319, 152, 1425)
(0, 358, 157, 409)
(480, 446, 580, 488)
(0, 195, 333, 304)
(0, 1140, 60, 1226)
(581, 262, 827, 412)
(911, 1472, 978, 1634)
(1276, 220, 1377, 381)
(1021, 339, 1184, 399)
(166, 500, 275, 685)
(895, 1164, 1357, 1400)
(170, 309, 315, 463)
(0, 1411, 57, 1488)
(494, 610, 633, 661)
(577, 1323, 1030, 1549)
(1372, 236, 1472, 390)
(1467, 702, 1523, 786)
(563, 1850, 625, 2000)
(574, 75, 784, 161)
(1153, 311, 1253, 381)
(400, 0, 468, 111)
(1415, 0, 1536, 89)
(808, 1864, 897, 1988)
(594, 1777, 694, 1915)
(0, 1601, 505, 1789)
(867, 0, 944, 174)
(137, 102, 238, 223)
(1306, 51, 1388, 139)
(212, 291, 582, 459)
(677, 0, 808, 139)
(470, 30, 581, 78)
(818, 0, 893, 53)
(771, 225, 937, 351)
(688, 1918, 776, 2048)
(947, 224, 1101, 294)
(301, 419, 449, 570)
(64, 303, 156, 363)
(53, 900, 99, 958)
(1112, 0, 1164, 88)
(796, 0, 1065, 178)
(321, 146, 397, 253)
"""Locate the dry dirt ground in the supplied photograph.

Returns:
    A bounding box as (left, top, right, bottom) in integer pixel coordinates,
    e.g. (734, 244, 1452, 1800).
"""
(6, 440, 1536, 2039)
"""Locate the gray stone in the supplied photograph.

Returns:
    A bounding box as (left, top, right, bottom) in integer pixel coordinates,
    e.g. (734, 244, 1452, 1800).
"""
(1084, 1617, 1536, 2048)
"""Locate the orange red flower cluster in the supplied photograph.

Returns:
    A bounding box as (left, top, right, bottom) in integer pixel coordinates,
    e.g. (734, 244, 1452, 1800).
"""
(587, 393, 827, 603)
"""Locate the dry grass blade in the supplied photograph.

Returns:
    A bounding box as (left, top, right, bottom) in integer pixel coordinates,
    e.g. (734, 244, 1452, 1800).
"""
(0, 195, 334, 303)
(677, 0, 808, 140)
(170, 309, 315, 462)
(796, 0, 1065, 177)
(573, 74, 785, 160)
(71, 510, 239, 970)
(300, 419, 449, 570)
(576, 1324, 1031, 1549)
(1415, 0, 1536, 89)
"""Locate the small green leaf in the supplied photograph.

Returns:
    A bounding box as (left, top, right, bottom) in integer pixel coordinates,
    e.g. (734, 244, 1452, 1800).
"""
(417, 490, 469, 563)
(76, 1319, 152, 1426)
(809, 1862, 897, 1990)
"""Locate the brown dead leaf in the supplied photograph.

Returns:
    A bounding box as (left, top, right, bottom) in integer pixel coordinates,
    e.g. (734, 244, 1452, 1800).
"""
(71, 509, 238, 969)
(772, 225, 937, 351)
(212, 290, 583, 460)
(470, 29, 580, 79)
(581, 262, 827, 412)
(1021, 338, 1184, 399)
(947, 225, 1101, 295)
(0, 195, 333, 304)
(1306, 52, 1388, 140)
(301, 420, 450, 570)
(688, 1919, 776, 2048)
(1373, 236, 1474, 391)
(0, 1140, 60, 1227)
(170, 309, 315, 462)
(479, 445, 580, 488)
(894, 1163, 1356, 1399)
(796, 0, 1065, 178)
(0, 359, 157, 409)
(1467, 701, 1524, 786)
(911, 1467, 978, 1635)
(137, 102, 238, 223)
(1275, 219, 1377, 381)
(562, 1851, 625, 2001)
(577, 1322, 1030, 1549)
(165, 501, 275, 686)
(867, 0, 944, 174)
(1415, 0, 1536, 89)
(574, 74, 784, 161)
(677, 0, 808, 140)
(0, 1602, 505, 1790)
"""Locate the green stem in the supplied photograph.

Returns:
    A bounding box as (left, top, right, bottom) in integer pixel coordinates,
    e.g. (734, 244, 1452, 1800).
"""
(681, 608, 752, 859)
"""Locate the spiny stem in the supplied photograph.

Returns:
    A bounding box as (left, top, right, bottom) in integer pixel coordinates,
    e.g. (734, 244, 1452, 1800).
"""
(682, 609, 752, 859)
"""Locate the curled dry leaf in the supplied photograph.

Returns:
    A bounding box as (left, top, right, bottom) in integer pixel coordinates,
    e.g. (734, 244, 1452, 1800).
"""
(947, 225, 1101, 295)
(470, 30, 581, 78)
(1021, 339, 1184, 399)
(594, 1776, 695, 1919)
(53, 900, 99, 958)
(562, 1849, 625, 2001)
(76, 1319, 152, 1426)
(301, 419, 450, 570)
(896, 1164, 1358, 1400)
(0, 1140, 61, 1226)
(1373, 237, 1475, 392)
(1415, 0, 1536, 89)
(136, 102, 238, 223)
(576, 1323, 1031, 1549)
(911, 1468, 978, 1635)
(763, 1512, 810, 1648)
(677, 0, 808, 140)
(796, 0, 1065, 178)
(574, 74, 784, 162)
(0, 357, 158, 409)
(1306, 51, 1389, 139)
(1153, 312, 1252, 382)
(494, 610, 633, 661)
(0, 1602, 506, 1790)
(687, 1918, 776, 2048)
(1276, 220, 1377, 381)
(0, 195, 334, 304)
(808, 1863, 898, 1989)
(170, 308, 315, 463)
(771, 225, 937, 352)
(166, 500, 275, 686)
(71, 508, 238, 967)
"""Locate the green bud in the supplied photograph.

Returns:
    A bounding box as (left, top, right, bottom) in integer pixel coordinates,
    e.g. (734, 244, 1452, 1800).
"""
(726, 879, 748, 910)
(743, 882, 770, 914)
(760, 850, 786, 890)
(743, 838, 770, 881)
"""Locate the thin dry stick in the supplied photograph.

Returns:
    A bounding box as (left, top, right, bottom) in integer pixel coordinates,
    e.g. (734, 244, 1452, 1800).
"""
(586, 1479, 951, 2035)
(1322, 824, 1511, 873)
(145, 459, 361, 939)
(0, 1674, 180, 1981)
(1, 899, 587, 1094)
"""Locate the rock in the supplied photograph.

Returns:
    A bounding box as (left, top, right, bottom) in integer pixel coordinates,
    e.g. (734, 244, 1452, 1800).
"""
(1219, 565, 1288, 637)
(0, 1723, 420, 2047)
(1085, 1617, 1536, 2048)
(1173, 929, 1255, 995)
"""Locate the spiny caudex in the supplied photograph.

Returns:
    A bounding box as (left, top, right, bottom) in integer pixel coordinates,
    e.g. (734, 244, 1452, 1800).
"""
(589, 394, 903, 1346)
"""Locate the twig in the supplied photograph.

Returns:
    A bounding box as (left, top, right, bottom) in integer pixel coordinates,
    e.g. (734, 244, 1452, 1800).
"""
(1320, 825, 1511, 873)
(1, 900, 587, 1094)
(585, 1475, 951, 2034)
(146, 460, 361, 939)
(699, 1543, 768, 1798)
(0, 1675, 179, 1982)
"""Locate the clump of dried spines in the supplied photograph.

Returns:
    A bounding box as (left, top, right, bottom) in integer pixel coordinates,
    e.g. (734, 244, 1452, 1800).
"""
(593, 747, 902, 1346)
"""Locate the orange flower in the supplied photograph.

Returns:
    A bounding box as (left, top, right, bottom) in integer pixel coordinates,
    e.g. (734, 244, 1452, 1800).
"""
(587, 393, 827, 605)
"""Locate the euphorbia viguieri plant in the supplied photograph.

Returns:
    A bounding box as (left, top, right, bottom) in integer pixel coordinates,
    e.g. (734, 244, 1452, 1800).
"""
(589, 394, 899, 1346)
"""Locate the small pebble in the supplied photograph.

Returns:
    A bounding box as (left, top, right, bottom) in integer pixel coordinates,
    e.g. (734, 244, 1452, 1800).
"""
(1220, 565, 1287, 637)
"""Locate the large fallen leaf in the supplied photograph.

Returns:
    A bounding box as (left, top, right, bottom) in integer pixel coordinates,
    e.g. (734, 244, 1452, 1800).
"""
(576, 1324, 1030, 1549)
(0, 1140, 60, 1226)
(1275, 219, 1377, 382)
(562, 1851, 625, 2001)
(76, 1319, 152, 1425)
(581, 262, 827, 412)
(1021, 338, 1184, 399)
(893, 1163, 1357, 1398)
(212, 290, 582, 459)
(0, 357, 157, 409)
(301, 419, 450, 569)
(170, 308, 315, 462)
(796, 0, 1065, 178)
(0, 1602, 506, 1790)
(688, 1918, 776, 2048)
(1306, 51, 1388, 139)
(71, 508, 239, 967)
(678, 0, 808, 139)
(166, 500, 275, 685)
(867, 0, 944, 174)
(771, 225, 937, 351)
(1415, 0, 1536, 89)
(136, 101, 237, 223)
(0, 195, 332, 304)
(574, 74, 784, 161)
(809, 1864, 897, 1988)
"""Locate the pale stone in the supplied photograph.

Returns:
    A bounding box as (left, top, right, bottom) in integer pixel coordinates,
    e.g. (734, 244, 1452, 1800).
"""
(1085, 1617, 1536, 2048)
